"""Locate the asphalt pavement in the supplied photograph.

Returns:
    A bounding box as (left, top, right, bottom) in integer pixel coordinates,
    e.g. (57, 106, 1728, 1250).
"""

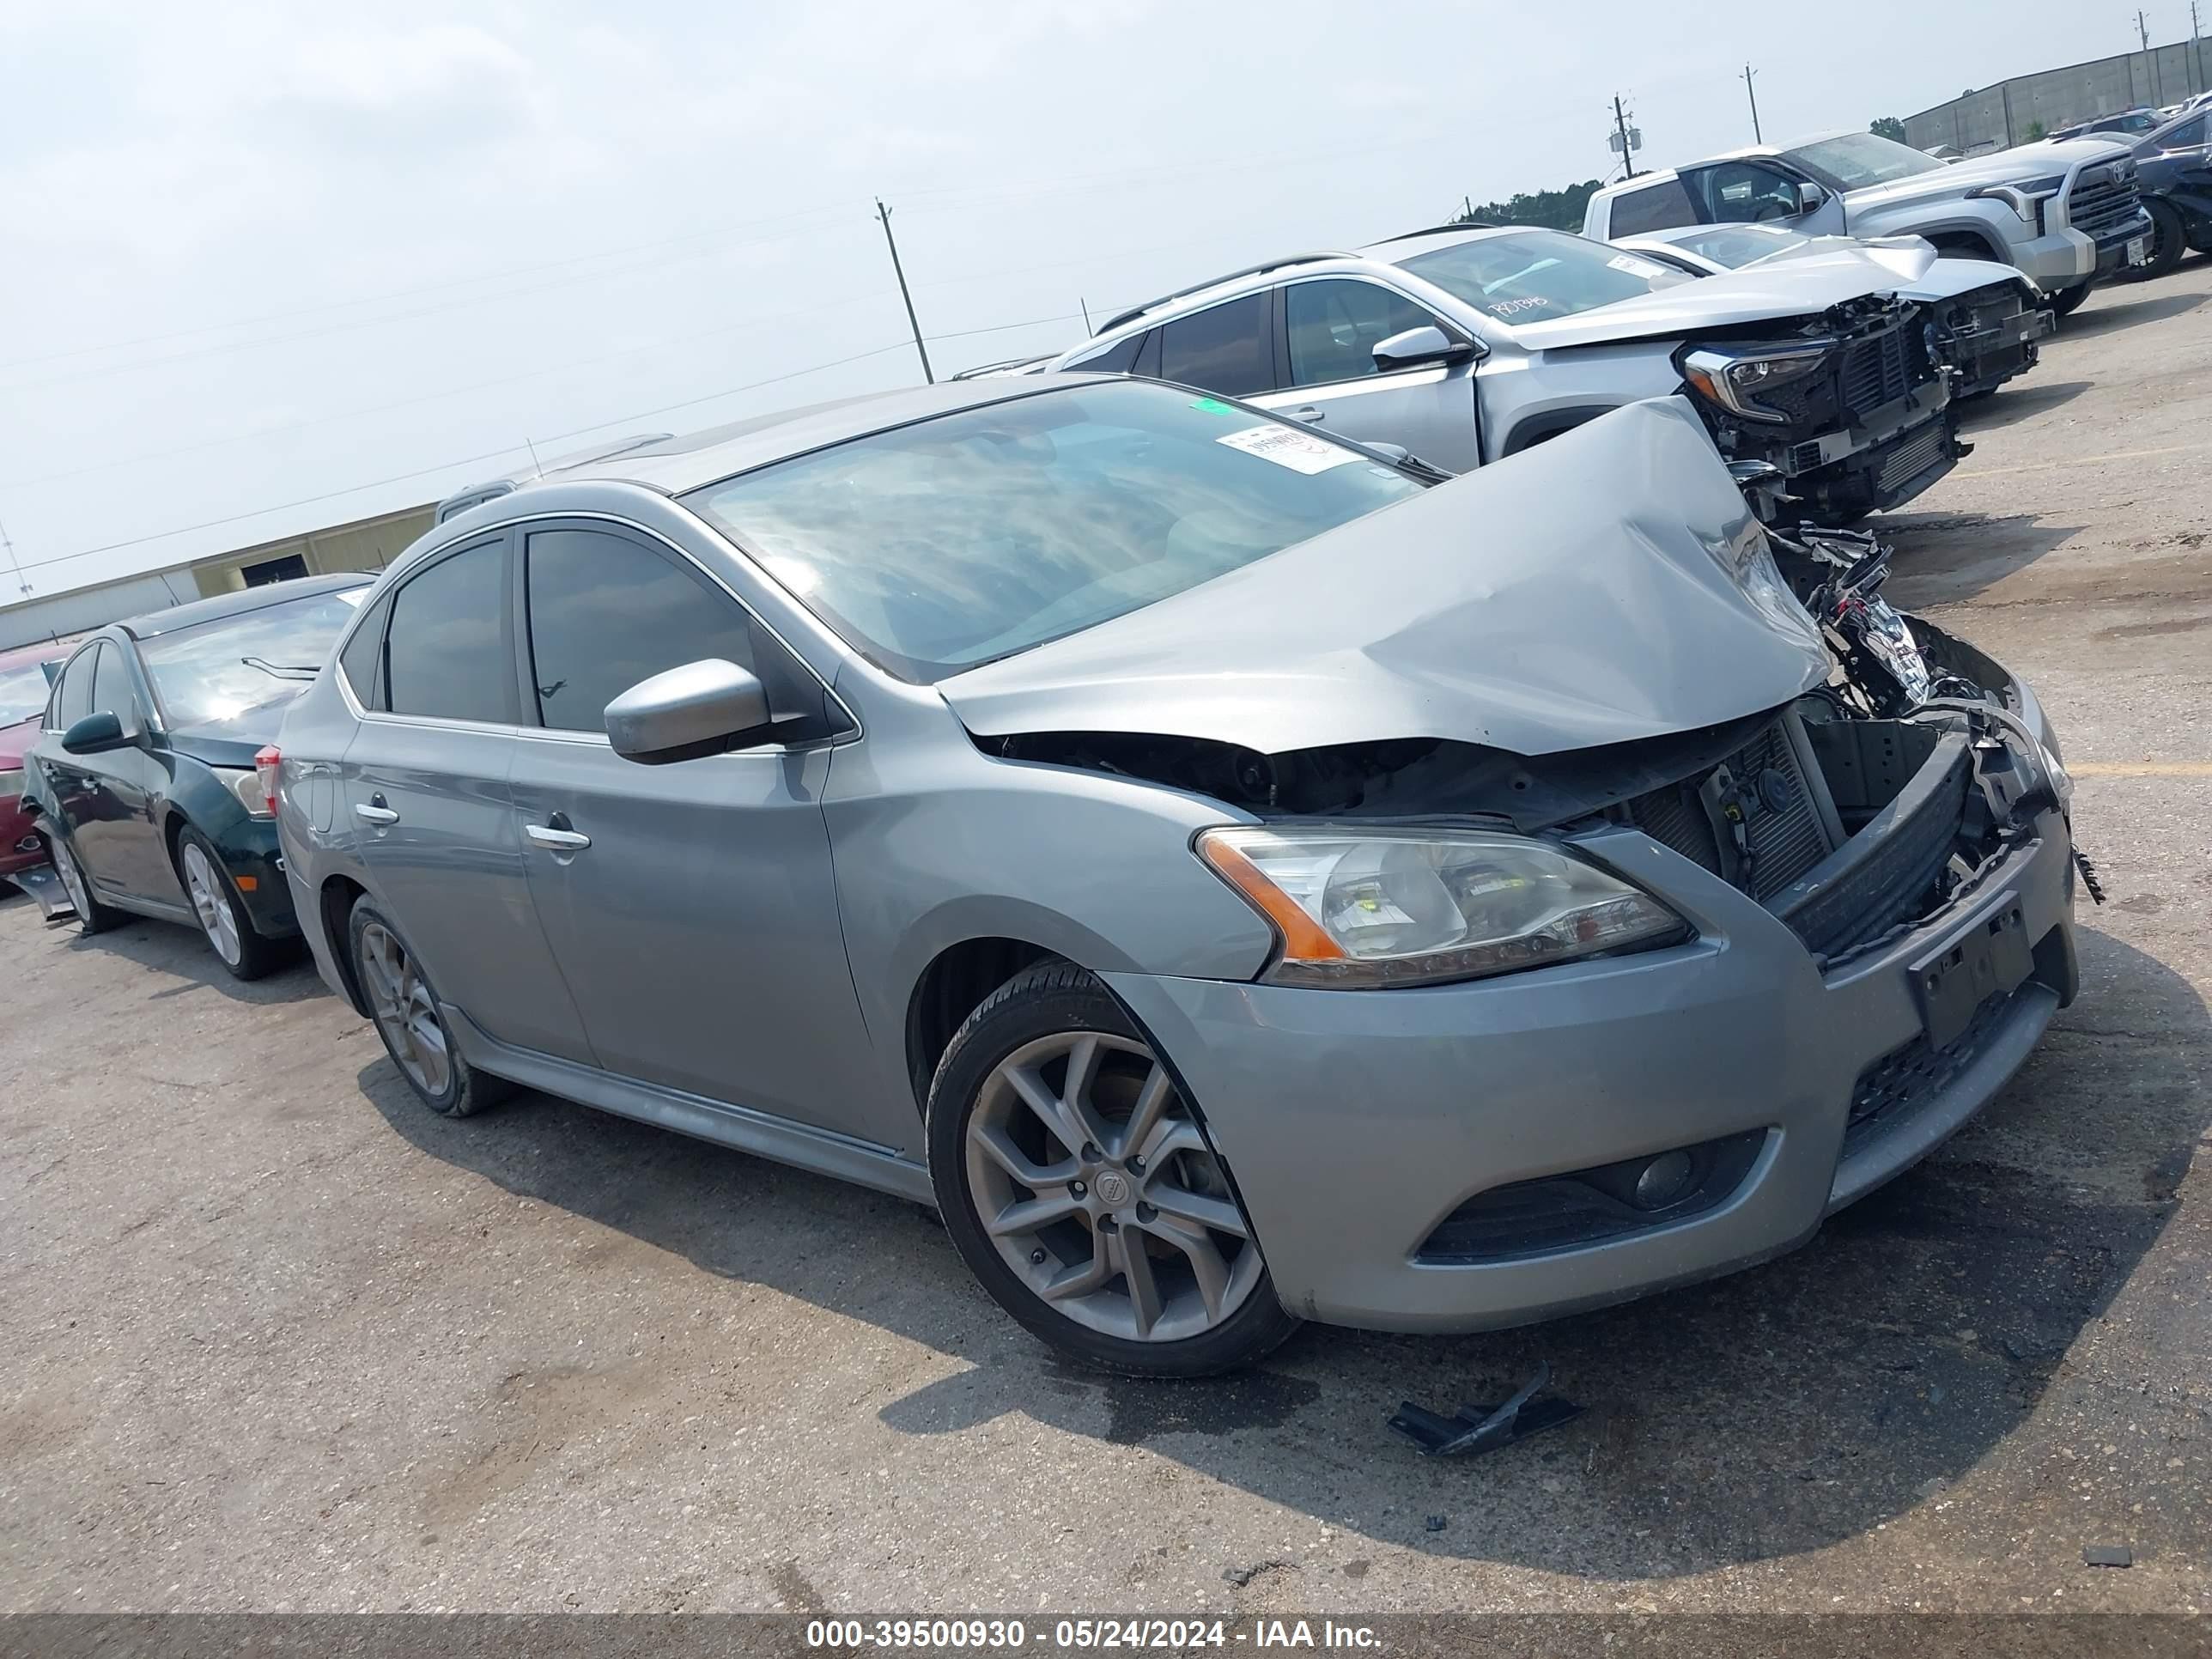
(3, 261, 2209, 1615)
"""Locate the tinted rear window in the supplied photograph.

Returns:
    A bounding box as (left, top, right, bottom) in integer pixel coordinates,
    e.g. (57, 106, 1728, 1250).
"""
(1606, 178, 1700, 235)
(139, 587, 368, 728)
(386, 544, 512, 724)
(1156, 294, 1275, 397)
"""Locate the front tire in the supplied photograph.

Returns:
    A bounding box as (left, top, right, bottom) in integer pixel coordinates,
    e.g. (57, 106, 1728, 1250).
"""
(46, 831, 125, 935)
(926, 962, 1301, 1376)
(2049, 280, 2094, 318)
(2140, 200, 2186, 279)
(176, 828, 286, 981)
(347, 897, 512, 1118)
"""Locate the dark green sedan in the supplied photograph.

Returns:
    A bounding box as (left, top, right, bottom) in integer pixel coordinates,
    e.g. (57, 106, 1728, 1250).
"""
(25, 574, 371, 979)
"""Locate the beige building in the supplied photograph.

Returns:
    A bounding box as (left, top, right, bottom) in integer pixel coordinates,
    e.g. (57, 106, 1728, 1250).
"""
(0, 500, 433, 650)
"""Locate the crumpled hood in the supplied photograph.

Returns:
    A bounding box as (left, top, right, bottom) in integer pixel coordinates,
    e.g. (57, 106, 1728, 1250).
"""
(1844, 137, 2131, 209)
(1763, 240, 2027, 302)
(939, 398, 1831, 759)
(1511, 248, 1926, 349)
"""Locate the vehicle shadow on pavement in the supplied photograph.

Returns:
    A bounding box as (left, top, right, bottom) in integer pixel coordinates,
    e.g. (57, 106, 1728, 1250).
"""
(1954, 380, 2089, 434)
(357, 923, 2205, 1578)
(1880, 511, 2083, 609)
(17, 899, 328, 1007)
(2061, 288, 2206, 340)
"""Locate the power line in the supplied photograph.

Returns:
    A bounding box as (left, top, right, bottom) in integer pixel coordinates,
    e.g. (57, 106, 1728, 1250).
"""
(3, 217, 872, 392)
(6, 308, 1097, 582)
(0, 201, 859, 374)
(8, 340, 915, 579)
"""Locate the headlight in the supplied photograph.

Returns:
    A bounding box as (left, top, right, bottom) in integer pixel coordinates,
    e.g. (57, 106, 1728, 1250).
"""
(0, 767, 21, 802)
(1965, 173, 2064, 223)
(222, 767, 273, 819)
(1682, 344, 1831, 423)
(1197, 825, 1689, 989)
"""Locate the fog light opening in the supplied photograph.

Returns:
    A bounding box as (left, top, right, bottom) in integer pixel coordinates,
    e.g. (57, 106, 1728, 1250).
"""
(1632, 1150, 1697, 1210)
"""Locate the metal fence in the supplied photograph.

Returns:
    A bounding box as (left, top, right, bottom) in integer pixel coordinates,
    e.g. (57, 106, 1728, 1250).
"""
(1904, 39, 2209, 155)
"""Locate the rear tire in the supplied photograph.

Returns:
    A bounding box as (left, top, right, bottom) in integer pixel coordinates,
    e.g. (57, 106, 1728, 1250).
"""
(175, 827, 286, 981)
(926, 961, 1301, 1376)
(347, 897, 512, 1118)
(46, 831, 124, 935)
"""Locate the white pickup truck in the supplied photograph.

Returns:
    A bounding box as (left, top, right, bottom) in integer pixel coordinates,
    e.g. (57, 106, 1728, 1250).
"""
(1583, 129, 2151, 316)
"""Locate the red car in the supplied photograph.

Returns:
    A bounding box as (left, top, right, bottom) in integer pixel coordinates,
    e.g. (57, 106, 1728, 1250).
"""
(0, 638, 77, 883)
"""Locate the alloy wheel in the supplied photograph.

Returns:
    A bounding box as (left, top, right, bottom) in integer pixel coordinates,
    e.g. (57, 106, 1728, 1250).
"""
(180, 842, 242, 966)
(963, 1030, 1262, 1342)
(356, 920, 453, 1097)
(51, 838, 93, 920)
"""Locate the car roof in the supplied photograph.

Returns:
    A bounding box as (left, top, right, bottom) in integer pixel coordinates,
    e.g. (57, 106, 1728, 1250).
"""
(115, 570, 374, 641)
(484, 374, 1129, 501)
(1060, 224, 1540, 356)
(0, 635, 80, 670)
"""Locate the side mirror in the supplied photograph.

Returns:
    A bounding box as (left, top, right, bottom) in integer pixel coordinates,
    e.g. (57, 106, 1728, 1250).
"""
(1796, 182, 1828, 214)
(1371, 324, 1480, 371)
(60, 710, 131, 755)
(605, 658, 774, 765)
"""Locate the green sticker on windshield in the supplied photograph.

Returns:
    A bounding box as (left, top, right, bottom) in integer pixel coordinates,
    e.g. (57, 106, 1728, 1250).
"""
(1190, 397, 1236, 415)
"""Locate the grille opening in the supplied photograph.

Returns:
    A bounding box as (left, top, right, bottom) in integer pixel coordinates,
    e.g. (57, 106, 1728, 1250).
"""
(1625, 712, 1982, 960)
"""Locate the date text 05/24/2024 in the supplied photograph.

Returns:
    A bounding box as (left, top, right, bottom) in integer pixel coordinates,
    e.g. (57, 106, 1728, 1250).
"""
(805, 1618, 1383, 1650)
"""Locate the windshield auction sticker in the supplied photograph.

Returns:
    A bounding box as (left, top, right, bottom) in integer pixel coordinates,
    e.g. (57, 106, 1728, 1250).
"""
(1217, 423, 1361, 473)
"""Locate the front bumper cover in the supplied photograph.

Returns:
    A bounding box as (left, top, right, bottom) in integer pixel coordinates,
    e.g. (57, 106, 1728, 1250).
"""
(1109, 676, 2075, 1334)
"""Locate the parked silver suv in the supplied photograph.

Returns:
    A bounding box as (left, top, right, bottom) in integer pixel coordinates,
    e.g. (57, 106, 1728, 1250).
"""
(274, 376, 2077, 1376)
(1046, 225, 1964, 520)
(1583, 130, 2152, 316)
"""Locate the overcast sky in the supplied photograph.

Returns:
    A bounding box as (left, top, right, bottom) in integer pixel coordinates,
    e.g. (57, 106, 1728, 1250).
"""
(0, 0, 2161, 600)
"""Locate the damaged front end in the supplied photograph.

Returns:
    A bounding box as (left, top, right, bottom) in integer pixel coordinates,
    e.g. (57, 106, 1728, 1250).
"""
(1923, 280, 2053, 399)
(1679, 292, 1966, 520)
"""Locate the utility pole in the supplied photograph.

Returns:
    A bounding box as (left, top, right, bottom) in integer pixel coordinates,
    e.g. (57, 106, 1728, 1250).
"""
(2138, 9, 2151, 51)
(1741, 63, 1762, 143)
(0, 516, 27, 600)
(1611, 95, 1640, 178)
(2193, 0, 2205, 94)
(874, 198, 933, 386)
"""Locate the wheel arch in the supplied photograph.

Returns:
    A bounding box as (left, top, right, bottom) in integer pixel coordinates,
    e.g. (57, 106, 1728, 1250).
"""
(319, 872, 374, 1018)
(1498, 403, 1621, 457)
(904, 935, 1061, 1112)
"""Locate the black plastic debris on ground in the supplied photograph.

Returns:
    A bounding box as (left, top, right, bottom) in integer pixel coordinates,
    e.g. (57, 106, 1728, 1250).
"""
(1389, 1361, 1584, 1459)
(2083, 1545, 2135, 1568)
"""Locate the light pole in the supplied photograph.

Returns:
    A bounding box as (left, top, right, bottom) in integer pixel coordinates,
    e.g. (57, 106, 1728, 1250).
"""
(1742, 64, 1762, 143)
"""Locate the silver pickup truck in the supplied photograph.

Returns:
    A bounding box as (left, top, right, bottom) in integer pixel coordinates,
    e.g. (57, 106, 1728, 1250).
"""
(1583, 130, 2151, 317)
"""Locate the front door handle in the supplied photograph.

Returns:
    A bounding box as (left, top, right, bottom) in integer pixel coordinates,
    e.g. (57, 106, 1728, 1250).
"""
(354, 802, 398, 826)
(1292, 405, 1326, 423)
(525, 823, 592, 852)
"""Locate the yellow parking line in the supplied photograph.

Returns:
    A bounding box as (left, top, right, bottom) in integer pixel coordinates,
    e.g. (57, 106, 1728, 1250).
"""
(2069, 761, 2212, 777)
(1955, 439, 2212, 477)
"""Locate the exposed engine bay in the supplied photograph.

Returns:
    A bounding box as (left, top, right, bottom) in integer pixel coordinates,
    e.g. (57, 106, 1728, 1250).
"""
(986, 521, 2073, 969)
(1679, 293, 1966, 521)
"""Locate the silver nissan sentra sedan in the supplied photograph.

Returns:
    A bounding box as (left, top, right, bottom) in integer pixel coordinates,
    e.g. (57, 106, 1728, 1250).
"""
(272, 374, 2079, 1376)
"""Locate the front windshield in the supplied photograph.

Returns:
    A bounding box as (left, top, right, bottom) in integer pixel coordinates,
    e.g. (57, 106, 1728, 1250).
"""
(141, 586, 368, 727)
(1662, 224, 1815, 269)
(1396, 228, 1687, 325)
(684, 380, 1425, 683)
(0, 661, 57, 727)
(1785, 132, 1945, 190)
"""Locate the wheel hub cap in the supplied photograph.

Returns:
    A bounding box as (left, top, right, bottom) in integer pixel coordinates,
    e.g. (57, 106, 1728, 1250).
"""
(964, 1030, 1262, 1343)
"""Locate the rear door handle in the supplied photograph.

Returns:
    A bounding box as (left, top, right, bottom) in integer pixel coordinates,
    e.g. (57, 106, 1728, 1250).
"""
(354, 803, 398, 825)
(1292, 406, 1326, 423)
(525, 823, 592, 852)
